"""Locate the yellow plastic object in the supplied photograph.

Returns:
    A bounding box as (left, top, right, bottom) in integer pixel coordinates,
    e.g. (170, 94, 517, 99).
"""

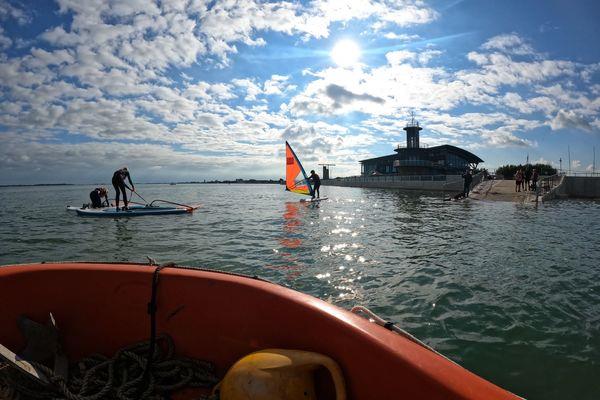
(215, 348, 346, 400)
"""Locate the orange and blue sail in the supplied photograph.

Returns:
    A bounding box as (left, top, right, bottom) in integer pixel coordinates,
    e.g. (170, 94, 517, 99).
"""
(285, 141, 313, 197)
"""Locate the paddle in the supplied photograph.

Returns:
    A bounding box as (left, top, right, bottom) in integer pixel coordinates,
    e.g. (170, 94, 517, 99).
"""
(124, 184, 149, 205)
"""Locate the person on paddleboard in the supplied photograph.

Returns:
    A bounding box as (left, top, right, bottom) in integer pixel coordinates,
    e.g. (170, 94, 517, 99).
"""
(309, 170, 321, 199)
(89, 187, 110, 208)
(112, 167, 134, 211)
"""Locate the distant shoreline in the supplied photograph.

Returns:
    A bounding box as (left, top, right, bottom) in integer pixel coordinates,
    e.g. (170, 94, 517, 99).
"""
(0, 183, 75, 187)
(0, 180, 284, 187)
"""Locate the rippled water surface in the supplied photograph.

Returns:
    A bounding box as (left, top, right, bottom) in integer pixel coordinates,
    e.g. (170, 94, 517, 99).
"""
(1, 184, 599, 399)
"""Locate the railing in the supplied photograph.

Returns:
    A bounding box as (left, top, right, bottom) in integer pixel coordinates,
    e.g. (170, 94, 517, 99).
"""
(441, 172, 484, 199)
(540, 174, 561, 192)
(333, 174, 450, 183)
(535, 174, 562, 204)
(560, 172, 600, 177)
(471, 171, 485, 188)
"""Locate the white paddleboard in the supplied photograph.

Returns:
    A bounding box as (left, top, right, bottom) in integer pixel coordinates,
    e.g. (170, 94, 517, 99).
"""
(300, 197, 328, 203)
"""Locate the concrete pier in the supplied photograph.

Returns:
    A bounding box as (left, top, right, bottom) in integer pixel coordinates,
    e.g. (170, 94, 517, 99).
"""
(323, 174, 600, 201)
(323, 173, 484, 192)
(469, 180, 537, 203)
(470, 175, 600, 202)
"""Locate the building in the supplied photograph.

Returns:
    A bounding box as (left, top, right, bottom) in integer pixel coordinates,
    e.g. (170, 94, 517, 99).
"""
(360, 119, 483, 176)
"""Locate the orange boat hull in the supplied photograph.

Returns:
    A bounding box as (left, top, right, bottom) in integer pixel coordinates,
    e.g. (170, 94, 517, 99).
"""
(0, 262, 520, 399)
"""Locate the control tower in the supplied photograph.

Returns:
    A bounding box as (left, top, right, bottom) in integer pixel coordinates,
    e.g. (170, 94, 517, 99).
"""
(403, 112, 422, 149)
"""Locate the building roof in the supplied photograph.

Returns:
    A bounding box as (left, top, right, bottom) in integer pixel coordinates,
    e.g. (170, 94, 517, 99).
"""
(434, 145, 484, 163)
(359, 144, 483, 164)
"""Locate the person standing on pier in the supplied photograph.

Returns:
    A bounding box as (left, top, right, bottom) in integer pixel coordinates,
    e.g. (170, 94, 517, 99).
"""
(531, 169, 539, 191)
(515, 169, 523, 192)
(524, 167, 532, 191)
(462, 169, 473, 197)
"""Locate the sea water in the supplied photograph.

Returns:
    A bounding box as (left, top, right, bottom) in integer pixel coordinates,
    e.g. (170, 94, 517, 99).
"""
(0, 183, 599, 399)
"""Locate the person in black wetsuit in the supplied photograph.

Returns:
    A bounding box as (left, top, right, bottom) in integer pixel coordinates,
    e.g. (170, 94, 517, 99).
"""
(462, 169, 473, 197)
(309, 170, 321, 199)
(89, 187, 109, 208)
(112, 167, 134, 210)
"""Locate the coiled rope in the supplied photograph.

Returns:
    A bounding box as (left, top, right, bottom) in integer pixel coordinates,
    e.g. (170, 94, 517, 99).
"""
(0, 334, 218, 400)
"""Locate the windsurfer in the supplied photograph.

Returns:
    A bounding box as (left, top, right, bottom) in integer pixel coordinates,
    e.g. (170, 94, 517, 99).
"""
(112, 167, 134, 211)
(309, 170, 321, 199)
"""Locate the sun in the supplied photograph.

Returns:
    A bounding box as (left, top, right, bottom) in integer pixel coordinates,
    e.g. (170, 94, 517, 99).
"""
(331, 39, 361, 67)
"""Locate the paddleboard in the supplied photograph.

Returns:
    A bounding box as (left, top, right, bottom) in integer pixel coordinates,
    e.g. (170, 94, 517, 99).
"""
(69, 204, 192, 217)
(300, 197, 328, 203)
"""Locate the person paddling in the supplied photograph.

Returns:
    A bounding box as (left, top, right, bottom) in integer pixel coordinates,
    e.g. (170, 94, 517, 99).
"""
(112, 167, 134, 211)
(309, 170, 321, 199)
(89, 187, 110, 208)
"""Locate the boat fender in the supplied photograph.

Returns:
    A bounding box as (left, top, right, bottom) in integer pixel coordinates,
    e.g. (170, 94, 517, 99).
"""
(215, 348, 346, 400)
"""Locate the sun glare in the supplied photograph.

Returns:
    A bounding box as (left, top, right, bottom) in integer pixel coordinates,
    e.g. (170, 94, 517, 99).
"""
(331, 39, 361, 67)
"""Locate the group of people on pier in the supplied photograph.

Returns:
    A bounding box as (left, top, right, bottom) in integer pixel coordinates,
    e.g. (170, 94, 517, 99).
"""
(514, 168, 539, 192)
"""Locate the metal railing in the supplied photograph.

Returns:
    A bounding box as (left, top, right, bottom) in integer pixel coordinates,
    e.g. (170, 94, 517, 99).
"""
(560, 172, 600, 177)
(332, 174, 451, 183)
(535, 174, 562, 204)
(441, 172, 485, 199)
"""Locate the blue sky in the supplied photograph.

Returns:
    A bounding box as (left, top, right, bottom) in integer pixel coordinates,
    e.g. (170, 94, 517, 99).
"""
(0, 0, 599, 184)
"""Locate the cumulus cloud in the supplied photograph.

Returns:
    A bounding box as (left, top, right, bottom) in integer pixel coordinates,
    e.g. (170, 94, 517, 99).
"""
(482, 130, 535, 147)
(314, 0, 438, 31)
(481, 33, 535, 56)
(0, 140, 283, 184)
(386, 50, 415, 65)
(264, 74, 296, 96)
(0, 0, 30, 24)
(382, 32, 420, 41)
(196, 0, 437, 60)
(284, 32, 596, 153)
(280, 120, 375, 167)
(549, 110, 593, 131)
(417, 49, 442, 64)
(1, 0, 599, 183)
(232, 78, 263, 101)
(0, 26, 11, 49)
(325, 84, 385, 107)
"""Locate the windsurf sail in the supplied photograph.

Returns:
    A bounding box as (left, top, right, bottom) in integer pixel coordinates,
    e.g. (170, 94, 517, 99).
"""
(285, 141, 313, 196)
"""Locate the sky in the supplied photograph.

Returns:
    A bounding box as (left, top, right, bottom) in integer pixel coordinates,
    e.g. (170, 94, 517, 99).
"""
(0, 0, 599, 184)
